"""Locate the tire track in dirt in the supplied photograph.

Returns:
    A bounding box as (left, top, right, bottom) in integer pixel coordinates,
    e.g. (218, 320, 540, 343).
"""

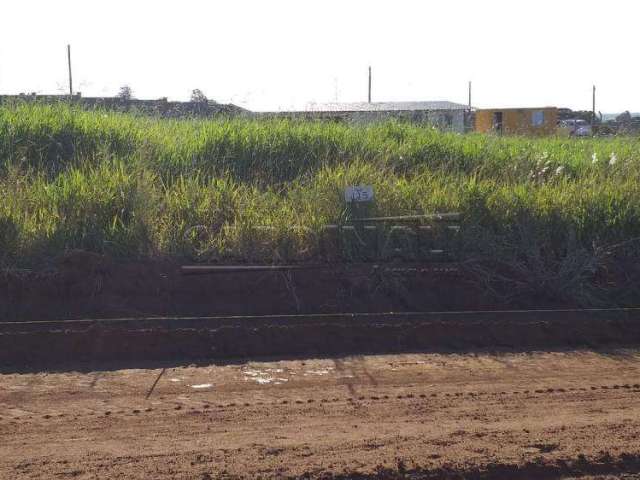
(3, 381, 639, 423)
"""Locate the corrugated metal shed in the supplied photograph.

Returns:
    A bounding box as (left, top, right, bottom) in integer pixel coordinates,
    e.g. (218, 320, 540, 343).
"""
(305, 101, 469, 112)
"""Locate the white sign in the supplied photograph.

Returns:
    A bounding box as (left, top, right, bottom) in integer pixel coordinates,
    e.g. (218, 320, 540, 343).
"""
(345, 185, 374, 203)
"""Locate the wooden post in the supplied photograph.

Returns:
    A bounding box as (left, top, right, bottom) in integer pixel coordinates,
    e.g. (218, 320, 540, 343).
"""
(67, 44, 73, 96)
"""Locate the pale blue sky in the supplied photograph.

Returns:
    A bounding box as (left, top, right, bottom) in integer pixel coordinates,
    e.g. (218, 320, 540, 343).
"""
(1, 0, 639, 112)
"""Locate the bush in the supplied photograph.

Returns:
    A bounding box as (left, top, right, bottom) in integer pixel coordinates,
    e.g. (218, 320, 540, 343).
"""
(2, 101, 640, 305)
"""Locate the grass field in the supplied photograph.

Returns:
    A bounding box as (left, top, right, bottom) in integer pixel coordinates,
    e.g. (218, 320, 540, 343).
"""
(2, 103, 640, 305)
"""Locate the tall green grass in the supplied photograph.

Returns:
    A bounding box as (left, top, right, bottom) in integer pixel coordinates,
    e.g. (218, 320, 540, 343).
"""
(2, 102, 640, 304)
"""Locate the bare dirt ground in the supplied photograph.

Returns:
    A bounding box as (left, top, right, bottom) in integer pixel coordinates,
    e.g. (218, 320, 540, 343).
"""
(2, 350, 640, 479)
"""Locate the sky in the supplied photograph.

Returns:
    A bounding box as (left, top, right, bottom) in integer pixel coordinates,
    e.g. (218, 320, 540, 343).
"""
(1, 0, 639, 113)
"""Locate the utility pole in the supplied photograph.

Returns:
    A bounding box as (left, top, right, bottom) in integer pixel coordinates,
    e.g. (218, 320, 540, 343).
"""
(467, 81, 473, 133)
(368, 66, 372, 103)
(67, 44, 73, 96)
(592, 85, 596, 126)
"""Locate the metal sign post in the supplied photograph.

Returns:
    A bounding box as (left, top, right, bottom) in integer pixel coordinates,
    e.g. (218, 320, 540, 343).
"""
(344, 185, 374, 220)
(343, 185, 375, 260)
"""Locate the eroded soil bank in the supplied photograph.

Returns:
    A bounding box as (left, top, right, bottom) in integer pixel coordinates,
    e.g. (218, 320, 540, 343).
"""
(1, 251, 577, 322)
(2, 309, 640, 368)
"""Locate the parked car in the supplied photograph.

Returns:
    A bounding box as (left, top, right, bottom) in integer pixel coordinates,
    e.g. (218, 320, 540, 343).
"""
(559, 119, 592, 137)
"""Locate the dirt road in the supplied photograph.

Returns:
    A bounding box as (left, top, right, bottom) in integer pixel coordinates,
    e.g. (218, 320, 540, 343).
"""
(2, 350, 640, 479)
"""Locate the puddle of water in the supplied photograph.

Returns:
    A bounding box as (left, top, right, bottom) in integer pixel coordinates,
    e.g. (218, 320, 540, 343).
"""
(191, 384, 213, 389)
(169, 378, 181, 383)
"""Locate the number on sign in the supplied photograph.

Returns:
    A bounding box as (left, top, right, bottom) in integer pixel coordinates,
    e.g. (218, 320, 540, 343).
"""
(345, 185, 374, 203)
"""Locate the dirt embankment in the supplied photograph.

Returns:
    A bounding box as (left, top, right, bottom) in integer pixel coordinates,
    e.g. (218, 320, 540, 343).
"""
(3, 310, 640, 368)
(1, 251, 556, 322)
(3, 251, 640, 369)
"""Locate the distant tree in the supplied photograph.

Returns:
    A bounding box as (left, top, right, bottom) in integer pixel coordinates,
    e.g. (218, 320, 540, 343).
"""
(190, 89, 208, 103)
(117, 85, 133, 101)
(617, 111, 632, 124)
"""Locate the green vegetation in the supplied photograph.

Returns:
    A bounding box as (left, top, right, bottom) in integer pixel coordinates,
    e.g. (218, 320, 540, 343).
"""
(2, 103, 640, 305)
